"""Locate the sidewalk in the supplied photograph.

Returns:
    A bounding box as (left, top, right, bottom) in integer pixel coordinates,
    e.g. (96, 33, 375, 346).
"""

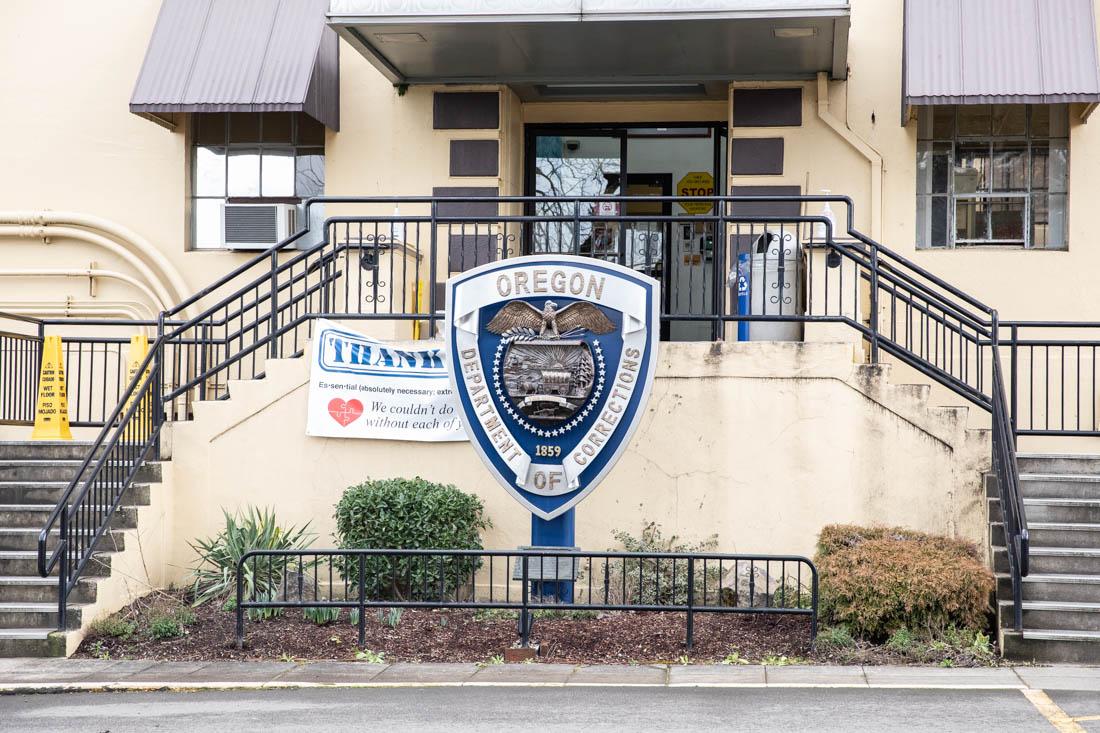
(0, 658, 1097, 693)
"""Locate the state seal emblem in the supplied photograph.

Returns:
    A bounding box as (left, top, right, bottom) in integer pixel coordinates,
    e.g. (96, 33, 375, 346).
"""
(445, 256, 659, 520)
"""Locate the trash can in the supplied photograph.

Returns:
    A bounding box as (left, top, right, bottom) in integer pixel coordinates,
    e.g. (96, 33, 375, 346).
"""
(743, 230, 804, 341)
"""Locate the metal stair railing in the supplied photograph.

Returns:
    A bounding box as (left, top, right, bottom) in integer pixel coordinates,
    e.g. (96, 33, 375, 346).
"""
(33, 194, 1029, 632)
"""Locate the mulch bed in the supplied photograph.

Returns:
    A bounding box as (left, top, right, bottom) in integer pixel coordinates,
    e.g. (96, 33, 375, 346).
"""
(73, 590, 998, 666)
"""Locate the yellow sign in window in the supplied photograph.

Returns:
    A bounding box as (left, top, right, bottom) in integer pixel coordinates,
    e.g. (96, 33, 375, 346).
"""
(676, 172, 716, 215)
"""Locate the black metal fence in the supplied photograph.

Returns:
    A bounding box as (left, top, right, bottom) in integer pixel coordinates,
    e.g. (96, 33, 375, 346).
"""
(235, 548, 818, 651)
(0, 312, 41, 426)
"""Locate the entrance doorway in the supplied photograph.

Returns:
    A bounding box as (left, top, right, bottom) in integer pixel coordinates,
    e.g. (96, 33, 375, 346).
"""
(525, 124, 727, 342)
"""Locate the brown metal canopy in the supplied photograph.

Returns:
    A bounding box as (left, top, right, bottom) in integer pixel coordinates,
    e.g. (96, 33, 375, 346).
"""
(903, 0, 1100, 113)
(130, 0, 340, 129)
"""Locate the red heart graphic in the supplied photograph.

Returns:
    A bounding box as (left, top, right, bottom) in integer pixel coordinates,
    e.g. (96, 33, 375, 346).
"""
(328, 398, 364, 427)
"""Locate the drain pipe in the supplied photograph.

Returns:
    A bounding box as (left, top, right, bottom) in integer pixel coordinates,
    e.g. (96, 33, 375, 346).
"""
(0, 224, 177, 309)
(815, 72, 883, 241)
(0, 211, 191, 311)
(0, 268, 167, 312)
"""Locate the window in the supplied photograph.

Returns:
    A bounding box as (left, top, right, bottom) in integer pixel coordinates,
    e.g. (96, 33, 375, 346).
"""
(191, 112, 325, 249)
(916, 105, 1067, 249)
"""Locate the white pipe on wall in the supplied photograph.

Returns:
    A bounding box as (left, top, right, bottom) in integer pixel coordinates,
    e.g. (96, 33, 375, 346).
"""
(815, 72, 883, 241)
(0, 211, 192, 312)
(3, 303, 155, 322)
(0, 225, 177, 310)
(0, 268, 167, 312)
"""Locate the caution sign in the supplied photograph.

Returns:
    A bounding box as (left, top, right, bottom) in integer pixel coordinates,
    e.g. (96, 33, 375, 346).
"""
(31, 335, 72, 441)
(676, 172, 716, 215)
(122, 335, 151, 442)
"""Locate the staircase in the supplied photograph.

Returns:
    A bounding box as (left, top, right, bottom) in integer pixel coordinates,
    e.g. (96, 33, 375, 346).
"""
(994, 453, 1100, 663)
(0, 441, 158, 656)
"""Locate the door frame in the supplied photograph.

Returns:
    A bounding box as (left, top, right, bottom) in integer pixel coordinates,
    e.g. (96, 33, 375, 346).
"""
(523, 121, 728, 341)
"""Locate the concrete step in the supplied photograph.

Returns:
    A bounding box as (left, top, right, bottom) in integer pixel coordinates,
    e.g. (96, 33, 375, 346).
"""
(1019, 473, 1100, 499)
(999, 599, 1100, 632)
(1002, 498, 1100, 523)
(0, 602, 83, 630)
(0, 628, 66, 657)
(0, 551, 111, 577)
(1017, 454, 1100, 476)
(995, 546, 1100, 575)
(0, 442, 98, 462)
(998, 573, 1100, 603)
(0, 505, 137, 530)
(992, 521, 1100, 549)
(0, 576, 96, 604)
(0, 528, 125, 553)
(0, 460, 159, 484)
(1002, 629, 1100, 664)
(0, 482, 151, 506)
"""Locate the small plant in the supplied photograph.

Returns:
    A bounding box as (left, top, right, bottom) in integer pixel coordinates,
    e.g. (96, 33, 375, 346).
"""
(279, 653, 298, 663)
(329, 634, 343, 645)
(677, 655, 691, 666)
(90, 614, 136, 640)
(303, 606, 342, 625)
(531, 609, 599, 620)
(817, 625, 856, 649)
(474, 608, 518, 622)
(602, 522, 720, 605)
(720, 652, 750, 665)
(355, 649, 386, 664)
(88, 641, 111, 660)
(189, 506, 315, 608)
(886, 627, 914, 653)
(377, 607, 403, 629)
(759, 654, 805, 666)
(148, 614, 183, 640)
(173, 606, 197, 626)
(477, 654, 505, 668)
(221, 597, 237, 612)
(939, 658, 955, 668)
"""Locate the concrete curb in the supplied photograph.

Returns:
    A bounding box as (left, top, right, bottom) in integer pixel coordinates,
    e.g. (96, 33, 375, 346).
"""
(0, 660, 1097, 693)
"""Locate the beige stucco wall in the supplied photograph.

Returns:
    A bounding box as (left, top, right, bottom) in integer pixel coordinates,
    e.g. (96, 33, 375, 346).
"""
(161, 340, 990, 585)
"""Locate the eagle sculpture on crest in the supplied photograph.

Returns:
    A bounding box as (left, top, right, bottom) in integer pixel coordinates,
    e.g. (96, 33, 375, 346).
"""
(487, 300, 616, 340)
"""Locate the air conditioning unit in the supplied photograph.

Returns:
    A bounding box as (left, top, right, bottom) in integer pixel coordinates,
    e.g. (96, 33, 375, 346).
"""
(220, 203, 296, 250)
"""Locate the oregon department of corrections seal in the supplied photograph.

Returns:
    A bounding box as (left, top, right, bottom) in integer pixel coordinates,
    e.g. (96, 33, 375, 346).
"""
(445, 255, 660, 520)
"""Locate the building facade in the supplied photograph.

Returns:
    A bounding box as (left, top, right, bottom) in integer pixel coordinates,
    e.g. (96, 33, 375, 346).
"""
(1, 0, 1100, 659)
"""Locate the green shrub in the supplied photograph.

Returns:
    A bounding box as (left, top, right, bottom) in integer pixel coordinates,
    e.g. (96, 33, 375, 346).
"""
(189, 506, 315, 607)
(333, 478, 491, 601)
(90, 615, 136, 640)
(816, 524, 994, 640)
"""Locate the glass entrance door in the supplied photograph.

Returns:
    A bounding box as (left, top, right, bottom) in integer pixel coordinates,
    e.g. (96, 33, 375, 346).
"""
(526, 124, 726, 341)
(530, 132, 624, 259)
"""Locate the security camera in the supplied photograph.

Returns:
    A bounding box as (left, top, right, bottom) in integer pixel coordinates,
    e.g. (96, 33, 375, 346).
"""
(565, 140, 580, 152)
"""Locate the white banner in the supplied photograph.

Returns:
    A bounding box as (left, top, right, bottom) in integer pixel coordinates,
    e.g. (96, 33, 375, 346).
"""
(305, 319, 467, 442)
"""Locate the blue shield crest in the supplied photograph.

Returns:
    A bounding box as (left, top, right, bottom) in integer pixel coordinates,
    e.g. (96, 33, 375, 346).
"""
(445, 255, 660, 519)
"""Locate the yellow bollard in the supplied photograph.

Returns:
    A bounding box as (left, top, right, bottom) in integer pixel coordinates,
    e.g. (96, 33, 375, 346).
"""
(122, 334, 150, 442)
(31, 335, 73, 441)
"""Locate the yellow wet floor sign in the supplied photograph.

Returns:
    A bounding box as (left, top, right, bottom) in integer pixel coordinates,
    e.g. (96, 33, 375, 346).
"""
(122, 334, 150, 441)
(31, 335, 72, 440)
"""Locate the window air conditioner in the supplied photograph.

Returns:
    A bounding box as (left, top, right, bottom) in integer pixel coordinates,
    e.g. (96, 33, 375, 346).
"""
(220, 203, 296, 250)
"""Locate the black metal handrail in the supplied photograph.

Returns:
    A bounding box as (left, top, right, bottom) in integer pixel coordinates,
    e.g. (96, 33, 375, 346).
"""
(31, 193, 1036, 633)
(235, 548, 818, 650)
(36, 335, 163, 629)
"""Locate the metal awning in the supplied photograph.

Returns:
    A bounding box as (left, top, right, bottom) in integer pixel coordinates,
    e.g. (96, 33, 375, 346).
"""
(130, 0, 340, 129)
(328, 1, 850, 99)
(903, 0, 1100, 113)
